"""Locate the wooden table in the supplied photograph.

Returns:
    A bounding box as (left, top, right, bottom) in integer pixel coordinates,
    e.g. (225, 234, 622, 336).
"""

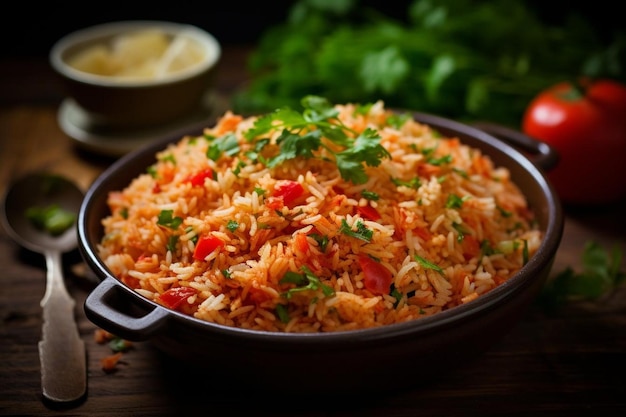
(1, 45, 625, 417)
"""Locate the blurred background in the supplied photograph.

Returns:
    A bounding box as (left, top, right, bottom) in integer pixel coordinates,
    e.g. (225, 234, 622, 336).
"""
(3, 0, 620, 56)
(3, 0, 624, 127)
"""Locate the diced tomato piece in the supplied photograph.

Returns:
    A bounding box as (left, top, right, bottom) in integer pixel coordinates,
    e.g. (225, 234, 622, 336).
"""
(101, 352, 123, 373)
(158, 286, 197, 309)
(247, 287, 273, 305)
(358, 255, 393, 295)
(294, 233, 310, 253)
(215, 112, 244, 134)
(356, 204, 381, 221)
(417, 163, 441, 177)
(265, 196, 284, 210)
(185, 168, 214, 187)
(94, 329, 114, 344)
(413, 227, 432, 241)
(272, 180, 304, 208)
(193, 233, 224, 260)
(461, 235, 480, 260)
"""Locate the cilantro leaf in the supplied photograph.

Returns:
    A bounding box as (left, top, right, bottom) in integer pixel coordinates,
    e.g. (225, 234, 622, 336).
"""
(339, 219, 373, 242)
(157, 210, 183, 230)
(267, 130, 322, 168)
(243, 95, 391, 184)
(536, 241, 626, 312)
(280, 265, 335, 299)
(206, 133, 240, 161)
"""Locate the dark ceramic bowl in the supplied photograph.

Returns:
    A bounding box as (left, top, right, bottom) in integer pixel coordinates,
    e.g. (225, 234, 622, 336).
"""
(50, 21, 221, 129)
(78, 113, 563, 392)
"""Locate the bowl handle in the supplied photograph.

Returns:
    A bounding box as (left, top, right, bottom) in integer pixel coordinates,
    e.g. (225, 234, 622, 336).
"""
(472, 122, 559, 171)
(84, 277, 169, 341)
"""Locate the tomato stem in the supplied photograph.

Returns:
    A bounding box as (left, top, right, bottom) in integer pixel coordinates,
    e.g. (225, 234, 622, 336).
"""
(570, 77, 596, 98)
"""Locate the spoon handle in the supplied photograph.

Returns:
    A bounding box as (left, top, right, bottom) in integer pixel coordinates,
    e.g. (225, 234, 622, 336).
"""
(39, 250, 87, 403)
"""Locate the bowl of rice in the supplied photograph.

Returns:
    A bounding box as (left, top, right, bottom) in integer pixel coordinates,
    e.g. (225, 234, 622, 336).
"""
(79, 96, 563, 392)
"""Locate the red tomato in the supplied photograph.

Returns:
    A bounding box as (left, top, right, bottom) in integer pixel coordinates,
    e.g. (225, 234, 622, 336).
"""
(358, 255, 393, 295)
(294, 233, 310, 253)
(158, 287, 197, 310)
(185, 168, 214, 187)
(357, 204, 381, 221)
(522, 79, 626, 205)
(272, 180, 305, 207)
(193, 234, 224, 261)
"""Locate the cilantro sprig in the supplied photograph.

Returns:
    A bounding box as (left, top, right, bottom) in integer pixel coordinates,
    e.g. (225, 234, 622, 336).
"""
(244, 95, 390, 184)
(280, 265, 335, 300)
(536, 241, 626, 312)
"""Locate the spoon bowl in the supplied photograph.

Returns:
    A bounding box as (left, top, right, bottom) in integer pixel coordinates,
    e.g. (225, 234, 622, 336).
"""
(1, 172, 87, 403)
(2, 173, 83, 253)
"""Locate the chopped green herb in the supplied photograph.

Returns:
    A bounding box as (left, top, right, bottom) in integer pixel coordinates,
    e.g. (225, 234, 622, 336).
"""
(339, 219, 373, 242)
(480, 239, 496, 256)
(414, 255, 445, 275)
(497, 205, 513, 218)
(233, 161, 247, 176)
(452, 222, 467, 242)
(280, 266, 335, 299)
(157, 210, 183, 230)
(445, 194, 467, 209)
(108, 337, 132, 353)
(185, 226, 199, 244)
(276, 304, 290, 323)
(391, 176, 421, 189)
(427, 154, 452, 166)
(390, 285, 403, 306)
(496, 239, 521, 255)
(310, 233, 329, 252)
(361, 190, 379, 201)
(453, 168, 469, 178)
(207, 133, 241, 161)
(166, 235, 179, 253)
(160, 154, 176, 165)
(387, 112, 411, 129)
(25, 204, 76, 236)
(227, 220, 239, 232)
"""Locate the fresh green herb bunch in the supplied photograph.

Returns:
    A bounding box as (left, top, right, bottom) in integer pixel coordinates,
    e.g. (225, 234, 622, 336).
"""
(232, 0, 624, 127)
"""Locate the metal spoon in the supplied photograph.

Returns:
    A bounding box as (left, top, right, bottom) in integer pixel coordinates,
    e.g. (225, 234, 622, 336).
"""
(1, 172, 87, 402)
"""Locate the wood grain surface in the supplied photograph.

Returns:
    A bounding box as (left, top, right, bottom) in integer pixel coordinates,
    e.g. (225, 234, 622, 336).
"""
(1, 46, 625, 417)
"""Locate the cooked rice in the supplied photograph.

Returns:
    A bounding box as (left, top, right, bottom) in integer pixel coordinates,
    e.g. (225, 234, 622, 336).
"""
(98, 98, 543, 332)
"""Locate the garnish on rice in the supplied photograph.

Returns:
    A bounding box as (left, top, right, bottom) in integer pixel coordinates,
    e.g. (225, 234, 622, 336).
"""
(243, 95, 391, 184)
